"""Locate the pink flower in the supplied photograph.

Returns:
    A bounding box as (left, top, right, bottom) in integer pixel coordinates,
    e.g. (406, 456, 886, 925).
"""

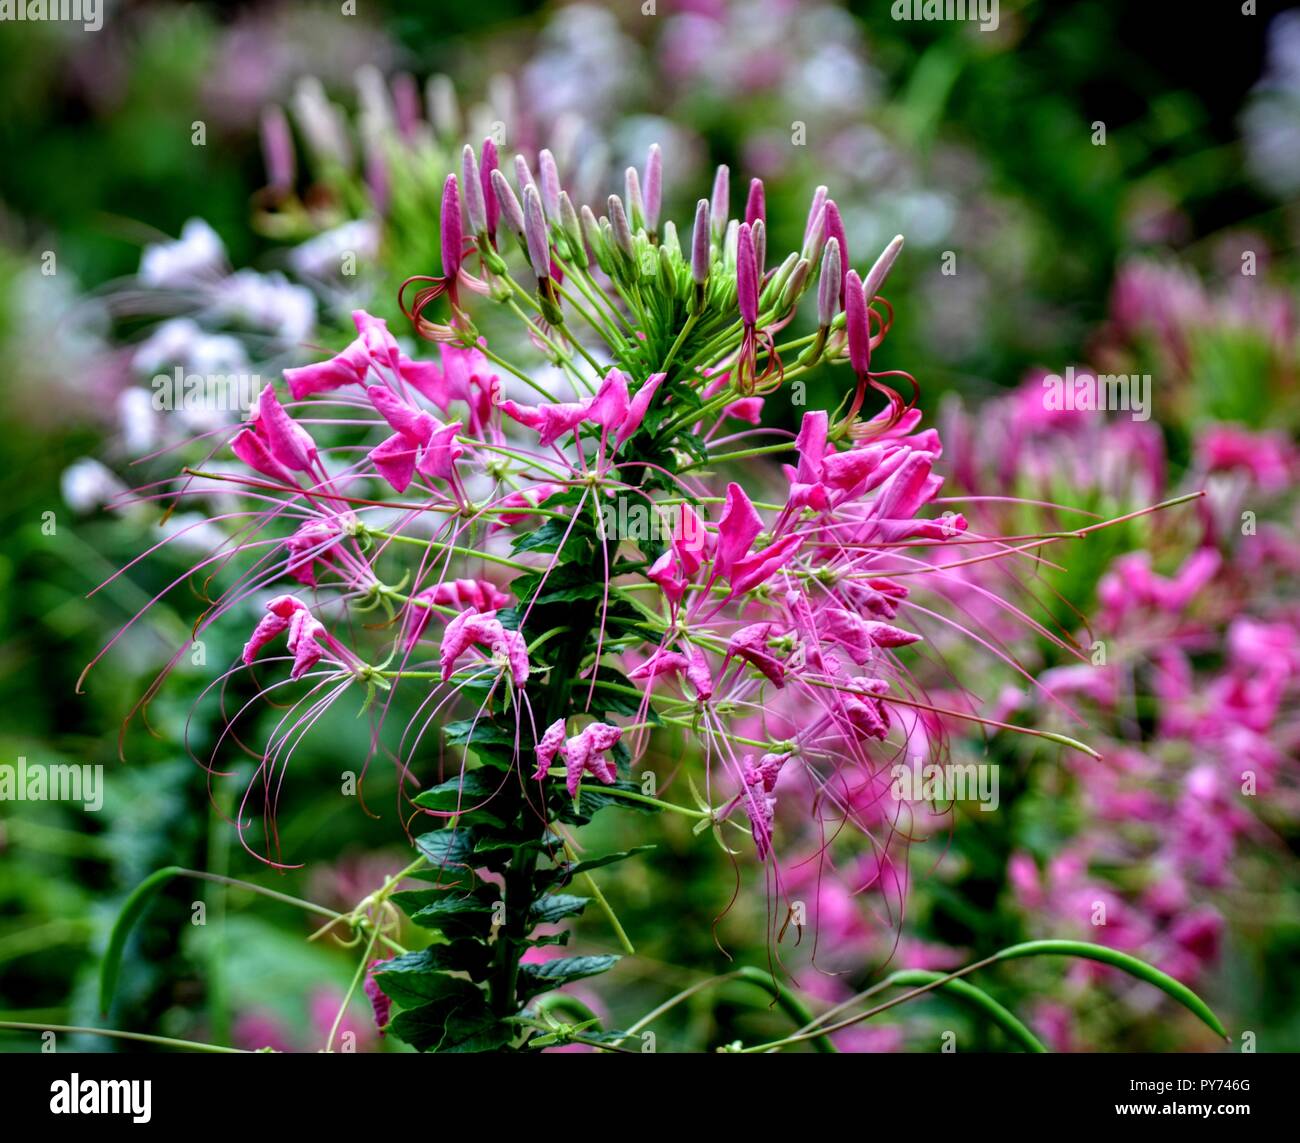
(439, 608, 529, 686)
(1198, 423, 1296, 492)
(499, 369, 664, 453)
(404, 579, 511, 648)
(283, 310, 400, 399)
(739, 751, 788, 859)
(711, 483, 803, 598)
(531, 720, 623, 796)
(723, 623, 788, 687)
(241, 595, 332, 679)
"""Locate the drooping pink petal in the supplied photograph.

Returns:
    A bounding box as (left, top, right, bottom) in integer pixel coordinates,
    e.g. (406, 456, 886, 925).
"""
(714, 482, 763, 582)
(369, 433, 420, 493)
(256, 384, 318, 472)
(367, 385, 434, 444)
(498, 398, 590, 448)
(724, 623, 787, 688)
(727, 533, 803, 597)
(615, 371, 667, 449)
(532, 719, 568, 781)
(231, 427, 299, 486)
(588, 369, 630, 431)
(415, 419, 465, 481)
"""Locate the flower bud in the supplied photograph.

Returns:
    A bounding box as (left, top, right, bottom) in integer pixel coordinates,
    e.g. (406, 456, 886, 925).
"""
(558, 191, 588, 268)
(580, 203, 606, 259)
(260, 105, 295, 191)
(625, 166, 645, 232)
(480, 137, 500, 238)
(737, 222, 758, 326)
(779, 257, 811, 313)
(845, 268, 871, 375)
(514, 153, 537, 197)
(750, 218, 766, 278)
(461, 145, 487, 235)
(801, 203, 826, 264)
(441, 173, 463, 280)
(744, 177, 766, 226)
(523, 185, 551, 281)
(538, 148, 562, 222)
(818, 238, 841, 328)
(691, 198, 711, 285)
(710, 164, 730, 241)
(823, 199, 848, 307)
(804, 186, 828, 243)
(661, 219, 680, 258)
(608, 194, 635, 262)
(764, 252, 799, 307)
(490, 168, 526, 238)
(657, 243, 677, 296)
(644, 143, 663, 235)
(862, 234, 905, 301)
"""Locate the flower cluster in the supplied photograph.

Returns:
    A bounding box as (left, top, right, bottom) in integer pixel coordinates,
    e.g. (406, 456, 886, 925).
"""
(95, 138, 1086, 1050)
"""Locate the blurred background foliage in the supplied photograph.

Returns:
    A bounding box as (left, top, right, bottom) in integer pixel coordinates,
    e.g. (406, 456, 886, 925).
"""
(1, 0, 1296, 1052)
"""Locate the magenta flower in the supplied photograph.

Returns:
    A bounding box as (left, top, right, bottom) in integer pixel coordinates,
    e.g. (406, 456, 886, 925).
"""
(441, 173, 463, 281)
(439, 608, 529, 687)
(531, 720, 623, 796)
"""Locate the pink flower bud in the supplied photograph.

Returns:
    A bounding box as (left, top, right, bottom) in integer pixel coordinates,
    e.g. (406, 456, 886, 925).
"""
(537, 148, 561, 221)
(818, 237, 841, 327)
(710, 164, 730, 239)
(440, 173, 462, 280)
(845, 269, 871, 376)
(823, 199, 848, 307)
(461, 145, 487, 235)
(523, 186, 551, 281)
(691, 198, 711, 284)
(490, 168, 526, 238)
(737, 223, 758, 326)
(479, 137, 500, 237)
(744, 177, 765, 226)
(644, 143, 663, 234)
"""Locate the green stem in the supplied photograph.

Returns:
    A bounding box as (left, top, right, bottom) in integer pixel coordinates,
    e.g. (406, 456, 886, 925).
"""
(0, 1021, 246, 1054)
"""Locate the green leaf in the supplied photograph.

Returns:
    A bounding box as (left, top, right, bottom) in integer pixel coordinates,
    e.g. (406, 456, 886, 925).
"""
(441, 720, 521, 751)
(992, 940, 1229, 1041)
(520, 955, 620, 998)
(414, 827, 479, 869)
(99, 866, 184, 1014)
(391, 886, 499, 939)
(413, 770, 505, 813)
(539, 845, 656, 889)
(378, 943, 493, 982)
(530, 894, 590, 924)
(387, 977, 511, 1053)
